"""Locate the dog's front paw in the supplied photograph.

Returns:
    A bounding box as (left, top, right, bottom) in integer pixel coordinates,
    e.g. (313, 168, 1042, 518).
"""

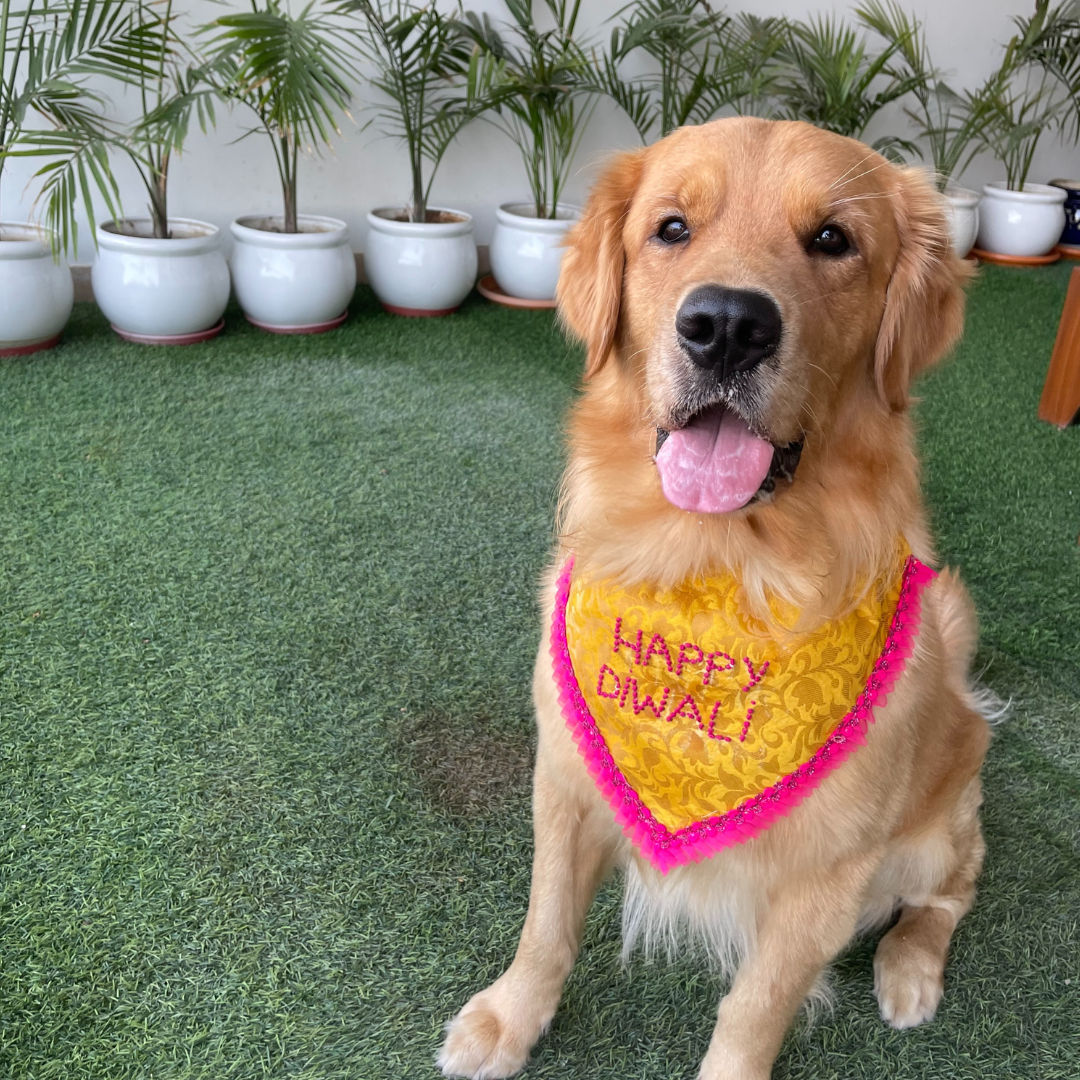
(873, 932, 945, 1029)
(437, 994, 538, 1080)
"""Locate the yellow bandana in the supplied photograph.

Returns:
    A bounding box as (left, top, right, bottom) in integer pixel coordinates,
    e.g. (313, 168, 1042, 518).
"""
(551, 549, 933, 871)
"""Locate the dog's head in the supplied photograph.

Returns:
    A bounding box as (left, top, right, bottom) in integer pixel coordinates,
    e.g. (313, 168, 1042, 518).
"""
(558, 118, 970, 519)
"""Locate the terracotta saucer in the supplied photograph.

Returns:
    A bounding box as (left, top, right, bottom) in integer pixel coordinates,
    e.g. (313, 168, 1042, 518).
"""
(0, 333, 62, 358)
(970, 247, 1060, 266)
(476, 274, 557, 310)
(112, 319, 225, 345)
(1057, 243, 1080, 260)
(246, 310, 348, 334)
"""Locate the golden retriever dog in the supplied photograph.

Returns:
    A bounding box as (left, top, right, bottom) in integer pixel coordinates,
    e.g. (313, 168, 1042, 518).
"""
(438, 117, 990, 1080)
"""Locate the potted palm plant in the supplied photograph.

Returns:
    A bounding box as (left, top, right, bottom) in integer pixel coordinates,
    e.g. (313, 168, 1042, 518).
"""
(23, 1, 233, 343)
(908, 81, 987, 257)
(857, 1, 986, 257)
(202, 0, 357, 333)
(771, 8, 926, 161)
(345, 0, 482, 316)
(460, 0, 595, 304)
(0, 0, 147, 355)
(73, 1, 232, 343)
(594, 1, 786, 142)
(971, 1, 1076, 261)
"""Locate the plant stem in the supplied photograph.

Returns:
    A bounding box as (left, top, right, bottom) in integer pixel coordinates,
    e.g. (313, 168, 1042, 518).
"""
(1, 0, 36, 222)
(411, 52, 425, 222)
(289, 134, 298, 232)
(280, 132, 296, 232)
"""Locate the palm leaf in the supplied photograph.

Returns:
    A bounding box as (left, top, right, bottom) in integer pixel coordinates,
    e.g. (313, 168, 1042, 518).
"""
(19, 127, 124, 252)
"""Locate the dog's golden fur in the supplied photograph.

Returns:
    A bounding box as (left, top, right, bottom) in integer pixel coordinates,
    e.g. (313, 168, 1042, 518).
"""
(439, 118, 990, 1080)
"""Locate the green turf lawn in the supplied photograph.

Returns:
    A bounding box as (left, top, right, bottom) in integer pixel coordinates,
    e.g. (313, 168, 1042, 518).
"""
(1, 265, 1077, 1080)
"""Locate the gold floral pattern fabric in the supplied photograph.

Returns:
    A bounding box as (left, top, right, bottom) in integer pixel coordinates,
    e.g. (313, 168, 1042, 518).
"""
(559, 552, 913, 837)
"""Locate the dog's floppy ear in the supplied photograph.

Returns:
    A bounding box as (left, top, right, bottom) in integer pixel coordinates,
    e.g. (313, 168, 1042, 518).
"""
(557, 148, 646, 378)
(874, 168, 973, 411)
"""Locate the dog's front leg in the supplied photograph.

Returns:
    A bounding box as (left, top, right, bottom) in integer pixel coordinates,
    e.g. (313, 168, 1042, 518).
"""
(697, 856, 877, 1080)
(438, 720, 618, 1080)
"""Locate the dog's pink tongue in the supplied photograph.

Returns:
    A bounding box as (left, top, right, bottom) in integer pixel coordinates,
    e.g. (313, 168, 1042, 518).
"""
(655, 407, 774, 513)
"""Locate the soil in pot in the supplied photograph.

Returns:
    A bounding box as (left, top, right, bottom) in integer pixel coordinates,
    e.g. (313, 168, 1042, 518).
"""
(238, 217, 346, 235)
(382, 209, 469, 225)
(103, 218, 217, 241)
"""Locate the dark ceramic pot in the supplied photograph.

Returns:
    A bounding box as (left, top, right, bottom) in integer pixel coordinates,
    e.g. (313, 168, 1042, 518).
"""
(1050, 178, 1080, 248)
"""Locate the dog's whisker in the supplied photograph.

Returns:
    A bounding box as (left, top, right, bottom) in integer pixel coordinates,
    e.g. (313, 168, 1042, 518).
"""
(829, 158, 894, 192)
(827, 149, 880, 191)
(805, 362, 840, 390)
(792, 287, 850, 308)
(831, 191, 898, 204)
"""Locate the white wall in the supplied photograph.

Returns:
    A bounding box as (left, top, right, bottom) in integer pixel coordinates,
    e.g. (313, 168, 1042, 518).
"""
(4, 0, 1078, 263)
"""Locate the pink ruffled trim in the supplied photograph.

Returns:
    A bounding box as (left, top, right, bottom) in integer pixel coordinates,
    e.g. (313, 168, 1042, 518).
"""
(550, 555, 936, 874)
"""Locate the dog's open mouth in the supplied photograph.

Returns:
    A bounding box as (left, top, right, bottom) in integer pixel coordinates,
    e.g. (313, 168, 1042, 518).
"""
(654, 405, 803, 514)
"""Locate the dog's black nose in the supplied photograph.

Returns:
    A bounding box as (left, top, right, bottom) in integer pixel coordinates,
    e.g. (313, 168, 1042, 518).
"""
(675, 286, 782, 377)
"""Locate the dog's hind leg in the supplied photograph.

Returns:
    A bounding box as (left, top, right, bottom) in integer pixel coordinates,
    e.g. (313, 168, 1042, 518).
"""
(873, 779, 986, 1029)
(438, 719, 618, 1079)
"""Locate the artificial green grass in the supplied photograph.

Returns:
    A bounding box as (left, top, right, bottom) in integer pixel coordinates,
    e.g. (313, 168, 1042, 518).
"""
(1, 267, 1077, 1080)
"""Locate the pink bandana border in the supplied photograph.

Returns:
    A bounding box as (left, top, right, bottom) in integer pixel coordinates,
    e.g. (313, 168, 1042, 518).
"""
(550, 555, 936, 874)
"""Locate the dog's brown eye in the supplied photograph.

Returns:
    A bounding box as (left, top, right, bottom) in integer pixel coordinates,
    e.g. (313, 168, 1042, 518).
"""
(810, 224, 851, 256)
(658, 218, 689, 244)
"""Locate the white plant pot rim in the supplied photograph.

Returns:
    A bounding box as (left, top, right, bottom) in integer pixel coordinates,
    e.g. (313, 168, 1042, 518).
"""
(496, 202, 581, 228)
(943, 186, 980, 209)
(368, 207, 474, 238)
(981, 181, 1067, 205)
(231, 213, 349, 249)
(0, 220, 58, 257)
(97, 217, 220, 255)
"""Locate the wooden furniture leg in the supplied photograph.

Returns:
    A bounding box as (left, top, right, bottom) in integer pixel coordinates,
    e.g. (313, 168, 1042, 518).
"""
(1040, 267, 1080, 428)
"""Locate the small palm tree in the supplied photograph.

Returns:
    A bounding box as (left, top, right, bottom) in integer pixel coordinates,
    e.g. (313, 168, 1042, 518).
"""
(344, 0, 482, 224)
(199, 0, 355, 234)
(459, 0, 594, 219)
(1023, 0, 1080, 141)
(20, 2, 229, 244)
(595, 2, 788, 144)
(719, 13, 790, 119)
(599, 0, 727, 141)
(0, 0, 158, 251)
(856, 0, 988, 191)
(971, 0, 1080, 190)
(773, 9, 925, 161)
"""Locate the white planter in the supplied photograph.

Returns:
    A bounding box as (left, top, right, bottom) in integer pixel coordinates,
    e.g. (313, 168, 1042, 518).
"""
(943, 187, 979, 259)
(0, 222, 74, 356)
(92, 218, 229, 343)
(365, 208, 477, 316)
(489, 202, 580, 301)
(230, 214, 356, 333)
(976, 182, 1067, 258)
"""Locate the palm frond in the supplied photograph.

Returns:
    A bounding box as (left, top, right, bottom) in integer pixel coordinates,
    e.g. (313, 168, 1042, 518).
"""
(773, 10, 927, 142)
(19, 127, 125, 252)
(342, 0, 485, 220)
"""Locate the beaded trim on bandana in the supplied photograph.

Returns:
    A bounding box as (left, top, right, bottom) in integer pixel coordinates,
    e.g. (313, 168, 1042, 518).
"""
(550, 554, 936, 874)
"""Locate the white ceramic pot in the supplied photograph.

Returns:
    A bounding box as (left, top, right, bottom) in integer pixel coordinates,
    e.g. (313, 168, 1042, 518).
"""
(0, 222, 74, 356)
(365, 208, 477, 316)
(489, 202, 580, 301)
(92, 218, 229, 343)
(976, 182, 1067, 258)
(943, 187, 980, 259)
(230, 214, 356, 333)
